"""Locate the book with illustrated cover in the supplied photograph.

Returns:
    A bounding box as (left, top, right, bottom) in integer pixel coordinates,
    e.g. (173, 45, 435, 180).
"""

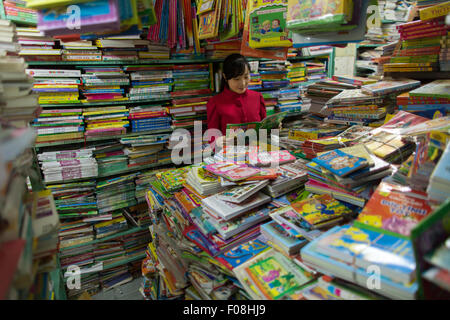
(314, 225, 416, 283)
(202, 192, 272, 221)
(215, 238, 270, 270)
(317, 144, 374, 168)
(331, 75, 377, 86)
(312, 149, 368, 177)
(260, 220, 307, 255)
(217, 180, 270, 203)
(356, 182, 433, 238)
(361, 79, 421, 96)
(247, 0, 292, 49)
(287, 0, 354, 31)
(204, 162, 261, 182)
(197, 0, 222, 39)
(226, 111, 289, 135)
(243, 249, 313, 299)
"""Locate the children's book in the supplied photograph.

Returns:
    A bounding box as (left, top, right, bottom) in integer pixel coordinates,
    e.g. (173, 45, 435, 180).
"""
(217, 180, 270, 203)
(356, 182, 433, 238)
(361, 79, 421, 96)
(225, 111, 289, 136)
(204, 162, 261, 182)
(260, 220, 307, 255)
(247, 0, 292, 49)
(197, 0, 222, 39)
(408, 80, 450, 99)
(215, 238, 270, 270)
(242, 248, 313, 299)
(311, 149, 368, 177)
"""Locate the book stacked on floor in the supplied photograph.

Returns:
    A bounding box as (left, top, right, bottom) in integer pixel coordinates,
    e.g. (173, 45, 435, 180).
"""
(125, 64, 172, 101)
(17, 27, 61, 62)
(37, 148, 98, 183)
(80, 67, 129, 103)
(397, 80, 450, 118)
(60, 40, 102, 62)
(385, 16, 448, 73)
(27, 68, 82, 105)
(259, 60, 290, 90)
(83, 106, 129, 138)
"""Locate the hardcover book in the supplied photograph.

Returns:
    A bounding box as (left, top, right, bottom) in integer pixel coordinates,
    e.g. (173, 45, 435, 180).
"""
(312, 149, 368, 177)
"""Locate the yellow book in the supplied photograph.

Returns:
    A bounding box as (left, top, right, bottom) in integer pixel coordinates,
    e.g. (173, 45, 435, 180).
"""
(25, 0, 94, 9)
(35, 132, 84, 142)
(420, 1, 450, 20)
(83, 109, 128, 116)
(86, 121, 129, 128)
(94, 216, 126, 229)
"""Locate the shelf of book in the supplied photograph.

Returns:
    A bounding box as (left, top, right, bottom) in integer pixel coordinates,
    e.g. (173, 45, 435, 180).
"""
(60, 226, 148, 252)
(44, 159, 173, 186)
(34, 128, 174, 149)
(26, 54, 332, 66)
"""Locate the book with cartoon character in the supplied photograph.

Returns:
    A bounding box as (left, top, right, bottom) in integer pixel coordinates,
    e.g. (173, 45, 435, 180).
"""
(247, 0, 292, 49)
(355, 182, 433, 238)
(311, 149, 368, 177)
(215, 238, 270, 270)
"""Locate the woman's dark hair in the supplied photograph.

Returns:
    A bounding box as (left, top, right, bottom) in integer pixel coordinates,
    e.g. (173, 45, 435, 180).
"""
(220, 53, 250, 92)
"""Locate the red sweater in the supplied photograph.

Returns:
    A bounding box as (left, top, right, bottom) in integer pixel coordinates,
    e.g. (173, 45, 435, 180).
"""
(206, 86, 266, 136)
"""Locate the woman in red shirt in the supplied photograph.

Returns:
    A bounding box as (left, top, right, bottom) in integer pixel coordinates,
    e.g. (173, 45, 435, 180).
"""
(206, 54, 266, 149)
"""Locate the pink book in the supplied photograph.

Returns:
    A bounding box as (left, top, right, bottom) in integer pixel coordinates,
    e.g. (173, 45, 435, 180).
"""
(204, 162, 260, 182)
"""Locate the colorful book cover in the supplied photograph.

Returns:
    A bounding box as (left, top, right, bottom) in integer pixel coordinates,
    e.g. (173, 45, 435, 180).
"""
(419, 2, 450, 20)
(204, 162, 260, 182)
(409, 80, 450, 99)
(197, 0, 222, 39)
(356, 182, 433, 238)
(260, 220, 307, 251)
(312, 149, 368, 177)
(248, 150, 296, 166)
(215, 239, 270, 270)
(361, 79, 421, 96)
(248, 0, 292, 49)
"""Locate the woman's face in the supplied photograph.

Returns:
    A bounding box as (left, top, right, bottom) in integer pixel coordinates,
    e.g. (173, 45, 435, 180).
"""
(226, 65, 250, 94)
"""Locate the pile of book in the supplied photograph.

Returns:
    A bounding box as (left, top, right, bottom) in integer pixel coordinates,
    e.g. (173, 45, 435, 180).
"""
(37, 148, 98, 183)
(248, 71, 262, 90)
(95, 39, 142, 61)
(83, 106, 129, 138)
(127, 104, 171, 132)
(60, 40, 102, 62)
(305, 61, 328, 82)
(27, 68, 82, 105)
(286, 61, 307, 87)
(385, 15, 449, 73)
(167, 95, 208, 130)
(80, 67, 129, 103)
(93, 141, 127, 176)
(204, 40, 241, 59)
(18, 27, 61, 62)
(120, 133, 169, 167)
(171, 63, 211, 93)
(96, 174, 138, 215)
(259, 60, 290, 90)
(276, 88, 305, 113)
(139, 44, 170, 60)
(396, 80, 450, 118)
(125, 64, 173, 101)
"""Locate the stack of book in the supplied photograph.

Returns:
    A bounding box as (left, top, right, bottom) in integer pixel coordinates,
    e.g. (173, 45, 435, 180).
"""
(80, 67, 129, 102)
(185, 165, 223, 196)
(168, 95, 208, 129)
(204, 40, 241, 59)
(83, 106, 129, 138)
(286, 61, 307, 87)
(264, 159, 309, 198)
(248, 72, 262, 90)
(427, 141, 450, 204)
(93, 142, 127, 176)
(95, 174, 139, 215)
(18, 27, 61, 62)
(385, 16, 448, 73)
(95, 39, 143, 61)
(47, 181, 98, 220)
(60, 40, 102, 62)
(306, 61, 328, 82)
(37, 148, 98, 183)
(32, 108, 84, 144)
(127, 104, 171, 132)
(120, 133, 168, 167)
(126, 65, 173, 101)
(139, 43, 170, 60)
(27, 68, 82, 105)
(305, 145, 392, 207)
(2, 0, 37, 25)
(440, 30, 450, 71)
(397, 80, 450, 118)
(94, 214, 129, 238)
(277, 88, 306, 113)
(171, 63, 211, 93)
(259, 60, 290, 89)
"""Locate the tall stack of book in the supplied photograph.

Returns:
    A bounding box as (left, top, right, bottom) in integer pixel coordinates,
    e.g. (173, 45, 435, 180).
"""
(120, 133, 168, 168)
(83, 106, 129, 138)
(286, 61, 307, 87)
(125, 64, 173, 101)
(95, 39, 143, 61)
(26, 68, 82, 105)
(127, 104, 171, 132)
(80, 67, 129, 102)
(60, 40, 102, 62)
(93, 141, 127, 176)
(171, 63, 211, 93)
(385, 15, 449, 73)
(96, 174, 138, 215)
(306, 61, 328, 82)
(277, 88, 305, 113)
(167, 95, 208, 130)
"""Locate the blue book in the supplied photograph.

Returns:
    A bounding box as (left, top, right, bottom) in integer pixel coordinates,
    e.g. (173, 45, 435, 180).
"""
(312, 149, 368, 177)
(215, 239, 269, 269)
